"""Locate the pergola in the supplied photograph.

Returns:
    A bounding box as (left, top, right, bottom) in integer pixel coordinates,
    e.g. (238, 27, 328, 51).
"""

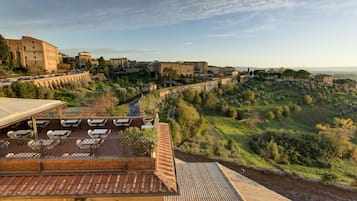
(0, 98, 66, 139)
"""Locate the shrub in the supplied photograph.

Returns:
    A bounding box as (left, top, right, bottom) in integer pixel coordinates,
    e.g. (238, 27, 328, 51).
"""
(291, 104, 302, 112)
(275, 107, 283, 120)
(304, 95, 313, 105)
(282, 105, 290, 117)
(321, 173, 339, 185)
(226, 107, 238, 119)
(249, 130, 342, 167)
(266, 111, 275, 120)
(243, 90, 255, 101)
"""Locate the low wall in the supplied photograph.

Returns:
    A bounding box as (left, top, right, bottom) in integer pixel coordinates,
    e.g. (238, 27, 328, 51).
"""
(0, 157, 156, 172)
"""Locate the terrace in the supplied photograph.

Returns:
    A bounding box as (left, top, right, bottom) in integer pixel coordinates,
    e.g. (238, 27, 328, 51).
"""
(0, 98, 177, 200)
(0, 117, 157, 171)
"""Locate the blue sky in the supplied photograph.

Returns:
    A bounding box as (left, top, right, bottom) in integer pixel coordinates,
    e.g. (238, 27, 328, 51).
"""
(1, 0, 357, 68)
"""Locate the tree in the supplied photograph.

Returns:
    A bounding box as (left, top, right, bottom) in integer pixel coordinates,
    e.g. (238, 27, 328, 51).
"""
(37, 86, 53, 99)
(91, 91, 119, 116)
(266, 111, 275, 120)
(0, 34, 9, 61)
(243, 90, 255, 101)
(290, 104, 302, 112)
(274, 107, 283, 120)
(162, 67, 178, 84)
(226, 107, 237, 119)
(97, 56, 109, 77)
(175, 99, 206, 141)
(282, 69, 296, 78)
(296, 70, 311, 79)
(11, 81, 38, 98)
(203, 92, 218, 109)
(303, 95, 313, 105)
(193, 93, 202, 105)
(282, 105, 290, 117)
(316, 118, 356, 158)
(183, 87, 196, 103)
(168, 118, 182, 146)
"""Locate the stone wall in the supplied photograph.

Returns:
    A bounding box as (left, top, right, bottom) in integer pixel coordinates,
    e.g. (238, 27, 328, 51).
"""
(30, 72, 92, 89)
(158, 77, 234, 98)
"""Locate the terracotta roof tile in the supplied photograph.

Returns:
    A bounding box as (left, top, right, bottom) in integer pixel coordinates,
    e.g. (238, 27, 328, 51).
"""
(155, 123, 177, 192)
(0, 172, 174, 197)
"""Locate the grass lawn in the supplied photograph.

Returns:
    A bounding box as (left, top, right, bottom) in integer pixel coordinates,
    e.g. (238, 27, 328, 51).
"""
(203, 107, 357, 186)
(278, 159, 356, 186)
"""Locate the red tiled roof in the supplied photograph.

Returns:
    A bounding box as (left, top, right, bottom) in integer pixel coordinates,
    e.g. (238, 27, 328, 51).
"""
(0, 172, 171, 197)
(155, 123, 177, 192)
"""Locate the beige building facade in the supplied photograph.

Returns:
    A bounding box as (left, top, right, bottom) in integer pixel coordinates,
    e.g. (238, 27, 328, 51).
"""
(314, 74, 333, 85)
(156, 62, 194, 77)
(5, 36, 59, 73)
(75, 51, 92, 67)
(183, 61, 208, 74)
(110, 57, 128, 69)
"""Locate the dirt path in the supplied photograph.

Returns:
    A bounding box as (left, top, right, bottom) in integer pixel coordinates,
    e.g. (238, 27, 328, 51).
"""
(174, 150, 357, 201)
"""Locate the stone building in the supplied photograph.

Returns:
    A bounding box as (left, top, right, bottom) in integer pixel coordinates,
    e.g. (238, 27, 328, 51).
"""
(75, 51, 91, 68)
(314, 74, 333, 85)
(5, 36, 59, 73)
(183, 61, 208, 74)
(155, 62, 194, 77)
(110, 58, 129, 69)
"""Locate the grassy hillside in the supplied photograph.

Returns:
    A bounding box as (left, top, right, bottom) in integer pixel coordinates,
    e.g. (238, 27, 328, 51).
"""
(162, 79, 357, 186)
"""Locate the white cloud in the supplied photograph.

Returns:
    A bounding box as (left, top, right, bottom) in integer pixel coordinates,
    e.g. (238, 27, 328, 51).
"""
(207, 33, 237, 38)
(60, 47, 160, 57)
(0, 0, 300, 33)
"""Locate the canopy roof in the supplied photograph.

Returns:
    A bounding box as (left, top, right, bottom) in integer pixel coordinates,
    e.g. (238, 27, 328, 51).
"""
(0, 98, 65, 129)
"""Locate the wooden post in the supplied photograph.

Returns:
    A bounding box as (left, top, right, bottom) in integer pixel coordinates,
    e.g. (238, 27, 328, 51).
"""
(31, 116, 38, 140)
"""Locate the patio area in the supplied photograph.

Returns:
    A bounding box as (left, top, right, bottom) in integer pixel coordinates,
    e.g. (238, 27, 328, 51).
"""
(0, 117, 156, 163)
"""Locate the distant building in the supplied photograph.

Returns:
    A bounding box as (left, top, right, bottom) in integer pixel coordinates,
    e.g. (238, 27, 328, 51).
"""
(222, 67, 239, 77)
(155, 61, 194, 77)
(91, 58, 99, 67)
(314, 74, 333, 85)
(239, 74, 250, 83)
(110, 58, 129, 69)
(349, 82, 357, 89)
(207, 66, 221, 75)
(231, 70, 239, 77)
(59, 52, 75, 65)
(75, 52, 91, 68)
(183, 61, 208, 74)
(143, 82, 157, 93)
(5, 36, 59, 73)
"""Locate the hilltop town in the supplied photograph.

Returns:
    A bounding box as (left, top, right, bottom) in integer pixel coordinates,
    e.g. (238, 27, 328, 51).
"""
(1, 35, 357, 201)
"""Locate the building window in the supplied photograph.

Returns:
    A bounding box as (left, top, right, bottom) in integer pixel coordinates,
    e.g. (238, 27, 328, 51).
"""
(24, 46, 26, 51)
(34, 56, 36, 59)
(32, 41, 34, 43)
(33, 46, 35, 49)
(33, 51, 35, 54)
